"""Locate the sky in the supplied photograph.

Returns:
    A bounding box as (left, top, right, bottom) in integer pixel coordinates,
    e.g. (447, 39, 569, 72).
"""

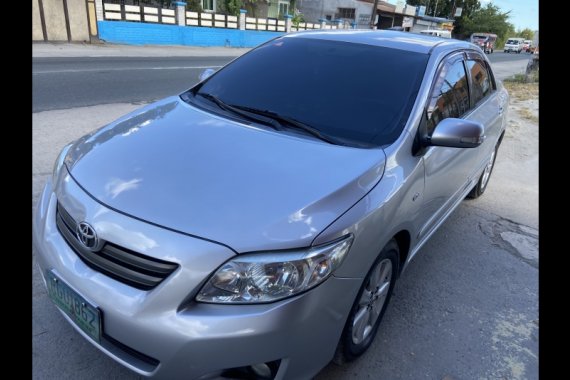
(484, 0, 538, 31)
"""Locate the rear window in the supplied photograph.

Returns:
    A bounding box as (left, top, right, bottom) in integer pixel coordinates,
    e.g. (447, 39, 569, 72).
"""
(193, 37, 429, 147)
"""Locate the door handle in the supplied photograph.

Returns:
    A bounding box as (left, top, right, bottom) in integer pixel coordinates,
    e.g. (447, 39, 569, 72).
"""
(498, 106, 504, 114)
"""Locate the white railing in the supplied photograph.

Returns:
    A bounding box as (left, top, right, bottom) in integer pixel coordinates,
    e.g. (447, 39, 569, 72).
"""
(186, 12, 239, 28)
(101, 3, 353, 33)
(103, 3, 175, 24)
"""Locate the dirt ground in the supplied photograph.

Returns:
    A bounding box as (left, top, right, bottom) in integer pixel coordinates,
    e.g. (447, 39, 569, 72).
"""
(471, 81, 539, 231)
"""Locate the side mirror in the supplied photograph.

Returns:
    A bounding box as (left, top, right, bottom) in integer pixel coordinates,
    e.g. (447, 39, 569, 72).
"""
(199, 68, 216, 82)
(430, 118, 485, 148)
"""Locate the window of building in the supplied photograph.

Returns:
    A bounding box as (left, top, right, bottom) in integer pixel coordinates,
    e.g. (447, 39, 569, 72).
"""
(278, 2, 289, 17)
(337, 8, 356, 19)
(426, 58, 470, 135)
(466, 59, 492, 105)
(202, 0, 215, 12)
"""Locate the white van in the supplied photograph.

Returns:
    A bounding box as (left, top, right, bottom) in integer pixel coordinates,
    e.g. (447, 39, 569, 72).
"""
(419, 29, 451, 38)
(504, 37, 524, 53)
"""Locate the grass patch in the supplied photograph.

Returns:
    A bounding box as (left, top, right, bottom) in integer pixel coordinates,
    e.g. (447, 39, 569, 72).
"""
(503, 81, 538, 101)
(504, 64, 539, 84)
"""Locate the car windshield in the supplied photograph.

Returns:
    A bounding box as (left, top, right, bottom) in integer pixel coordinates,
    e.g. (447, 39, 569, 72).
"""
(507, 39, 519, 44)
(473, 35, 487, 40)
(191, 37, 428, 147)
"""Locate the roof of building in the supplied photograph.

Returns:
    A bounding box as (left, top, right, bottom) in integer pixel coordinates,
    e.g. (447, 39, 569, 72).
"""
(284, 30, 473, 54)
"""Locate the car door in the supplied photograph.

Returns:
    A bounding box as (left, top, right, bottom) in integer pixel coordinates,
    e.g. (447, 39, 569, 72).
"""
(464, 52, 505, 171)
(416, 52, 481, 241)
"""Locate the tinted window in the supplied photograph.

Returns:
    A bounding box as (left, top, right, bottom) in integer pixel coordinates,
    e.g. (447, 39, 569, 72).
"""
(467, 60, 491, 105)
(193, 37, 428, 147)
(426, 58, 470, 135)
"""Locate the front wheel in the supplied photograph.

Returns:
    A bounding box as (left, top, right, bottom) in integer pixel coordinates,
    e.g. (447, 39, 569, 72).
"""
(467, 146, 498, 199)
(334, 239, 399, 363)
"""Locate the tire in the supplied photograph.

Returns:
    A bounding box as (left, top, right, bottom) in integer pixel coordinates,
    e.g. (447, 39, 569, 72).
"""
(467, 146, 498, 199)
(504, 50, 507, 53)
(334, 239, 399, 364)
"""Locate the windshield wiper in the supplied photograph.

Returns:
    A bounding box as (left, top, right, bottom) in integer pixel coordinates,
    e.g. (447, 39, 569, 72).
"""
(230, 105, 343, 145)
(195, 93, 283, 131)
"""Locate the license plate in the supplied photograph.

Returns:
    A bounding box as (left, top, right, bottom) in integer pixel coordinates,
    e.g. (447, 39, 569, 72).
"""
(45, 271, 101, 343)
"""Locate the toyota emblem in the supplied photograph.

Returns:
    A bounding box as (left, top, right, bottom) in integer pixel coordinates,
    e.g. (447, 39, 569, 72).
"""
(76, 222, 98, 250)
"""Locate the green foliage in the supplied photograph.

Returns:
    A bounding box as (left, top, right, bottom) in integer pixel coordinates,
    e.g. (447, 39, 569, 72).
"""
(292, 13, 305, 27)
(217, 0, 242, 15)
(504, 69, 538, 84)
(516, 28, 534, 40)
(459, 3, 514, 47)
(185, 0, 202, 12)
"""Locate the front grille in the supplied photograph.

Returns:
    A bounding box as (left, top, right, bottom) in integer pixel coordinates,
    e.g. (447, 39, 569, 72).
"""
(56, 202, 178, 290)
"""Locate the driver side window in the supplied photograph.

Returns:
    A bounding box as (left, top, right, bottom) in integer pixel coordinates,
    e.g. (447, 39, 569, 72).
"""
(426, 58, 470, 136)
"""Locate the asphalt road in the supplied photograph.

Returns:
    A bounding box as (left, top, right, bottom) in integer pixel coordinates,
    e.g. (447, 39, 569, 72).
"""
(32, 50, 537, 380)
(32, 56, 235, 112)
(32, 52, 530, 113)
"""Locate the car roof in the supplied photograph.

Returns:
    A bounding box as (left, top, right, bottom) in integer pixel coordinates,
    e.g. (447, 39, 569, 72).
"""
(282, 29, 474, 55)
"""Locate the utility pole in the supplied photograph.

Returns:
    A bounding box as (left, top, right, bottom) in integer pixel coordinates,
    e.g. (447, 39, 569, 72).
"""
(370, 0, 380, 29)
(433, 0, 439, 17)
(450, 0, 457, 19)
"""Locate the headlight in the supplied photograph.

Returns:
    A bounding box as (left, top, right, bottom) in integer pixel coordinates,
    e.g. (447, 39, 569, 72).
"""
(52, 143, 73, 184)
(196, 234, 354, 304)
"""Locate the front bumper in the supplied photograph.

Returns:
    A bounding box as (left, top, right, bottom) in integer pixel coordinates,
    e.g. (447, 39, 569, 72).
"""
(33, 175, 362, 379)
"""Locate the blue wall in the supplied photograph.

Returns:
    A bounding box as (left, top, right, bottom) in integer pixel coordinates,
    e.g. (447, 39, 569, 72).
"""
(98, 21, 284, 48)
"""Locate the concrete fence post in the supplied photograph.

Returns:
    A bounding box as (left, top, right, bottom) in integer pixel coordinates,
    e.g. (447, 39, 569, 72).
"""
(239, 9, 247, 30)
(95, 0, 103, 21)
(285, 14, 292, 32)
(319, 18, 326, 29)
(175, 2, 187, 26)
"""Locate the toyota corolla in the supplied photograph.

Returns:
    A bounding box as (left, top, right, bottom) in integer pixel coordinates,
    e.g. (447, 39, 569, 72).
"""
(33, 30, 508, 379)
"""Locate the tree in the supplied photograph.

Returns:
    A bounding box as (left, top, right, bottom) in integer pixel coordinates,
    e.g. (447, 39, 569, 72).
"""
(243, 0, 263, 17)
(217, 0, 243, 15)
(460, 3, 514, 47)
(517, 28, 534, 40)
(185, 0, 202, 12)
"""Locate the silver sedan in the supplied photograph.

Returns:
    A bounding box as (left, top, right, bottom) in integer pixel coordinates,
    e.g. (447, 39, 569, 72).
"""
(33, 30, 508, 379)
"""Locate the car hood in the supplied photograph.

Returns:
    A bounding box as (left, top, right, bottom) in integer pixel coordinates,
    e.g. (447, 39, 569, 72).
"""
(66, 97, 386, 253)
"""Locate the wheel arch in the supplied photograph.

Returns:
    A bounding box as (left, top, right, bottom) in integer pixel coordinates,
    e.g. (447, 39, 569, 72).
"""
(393, 230, 411, 276)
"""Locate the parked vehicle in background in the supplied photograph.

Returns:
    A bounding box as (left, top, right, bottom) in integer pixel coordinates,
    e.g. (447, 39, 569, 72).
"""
(470, 33, 497, 54)
(522, 40, 533, 53)
(504, 37, 524, 53)
(420, 29, 451, 38)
